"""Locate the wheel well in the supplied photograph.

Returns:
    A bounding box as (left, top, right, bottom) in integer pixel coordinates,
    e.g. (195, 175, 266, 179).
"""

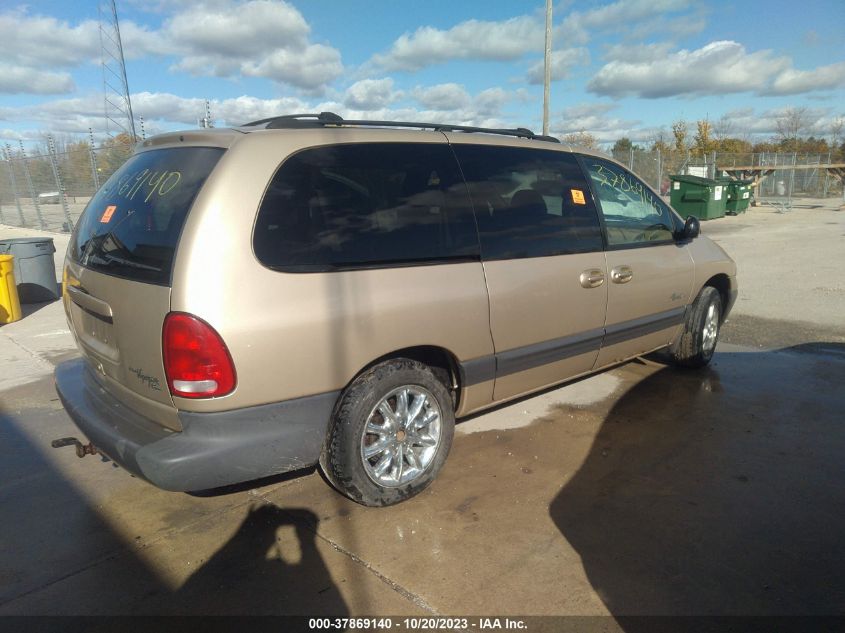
(360, 346, 461, 410)
(704, 274, 731, 322)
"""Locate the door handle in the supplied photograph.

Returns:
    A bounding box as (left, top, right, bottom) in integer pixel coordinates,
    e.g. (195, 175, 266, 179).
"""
(67, 285, 113, 319)
(610, 266, 633, 284)
(579, 269, 605, 289)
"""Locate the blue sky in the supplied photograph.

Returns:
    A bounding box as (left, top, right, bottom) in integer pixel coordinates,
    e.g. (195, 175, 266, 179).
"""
(1, 0, 844, 149)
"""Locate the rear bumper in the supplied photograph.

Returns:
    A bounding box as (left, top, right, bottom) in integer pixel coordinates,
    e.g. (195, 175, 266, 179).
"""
(54, 358, 338, 492)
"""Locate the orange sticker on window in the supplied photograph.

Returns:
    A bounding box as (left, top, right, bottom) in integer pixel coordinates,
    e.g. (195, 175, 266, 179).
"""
(100, 205, 117, 223)
(571, 189, 586, 205)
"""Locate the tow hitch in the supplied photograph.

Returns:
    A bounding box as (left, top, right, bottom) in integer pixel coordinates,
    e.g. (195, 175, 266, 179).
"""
(51, 437, 99, 458)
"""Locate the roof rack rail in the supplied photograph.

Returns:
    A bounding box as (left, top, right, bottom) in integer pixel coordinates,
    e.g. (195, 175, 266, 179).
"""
(240, 112, 560, 143)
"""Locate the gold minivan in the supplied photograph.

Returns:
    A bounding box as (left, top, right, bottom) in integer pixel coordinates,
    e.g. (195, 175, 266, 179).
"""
(55, 114, 736, 506)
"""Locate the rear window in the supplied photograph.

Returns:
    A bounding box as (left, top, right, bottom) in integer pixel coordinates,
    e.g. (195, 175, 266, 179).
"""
(69, 147, 224, 285)
(253, 143, 479, 271)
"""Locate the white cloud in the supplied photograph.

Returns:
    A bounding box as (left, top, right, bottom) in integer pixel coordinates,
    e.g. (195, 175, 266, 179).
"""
(0, 8, 164, 68)
(118, 21, 174, 60)
(602, 42, 674, 64)
(0, 10, 99, 68)
(241, 44, 343, 91)
(526, 48, 590, 84)
(590, 40, 845, 99)
(0, 92, 310, 136)
(588, 41, 791, 98)
(562, 103, 619, 119)
(125, 0, 234, 13)
(0, 65, 75, 95)
(165, 0, 309, 56)
(211, 95, 312, 124)
(552, 102, 641, 143)
(1, 86, 522, 140)
(0, 3, 343, 95)
(475, 88, 516, 117)
(343, 79, 399, 110)
(769, 62, 845, 96)
(408, 84, 521, 120)
(163, 1, 343, 91)
(559, 0, 693, 44)
(412, 83, 472, 111)
(712, 106, 829, 137)
(371, 16, 543, 72)
(370, 0, 700, 78)
(626, 13, 706, 41)
(130, 92, 313, 126)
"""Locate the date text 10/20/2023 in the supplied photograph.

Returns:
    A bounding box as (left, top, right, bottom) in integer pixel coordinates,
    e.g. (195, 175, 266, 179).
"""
(308, 617, 528, 630)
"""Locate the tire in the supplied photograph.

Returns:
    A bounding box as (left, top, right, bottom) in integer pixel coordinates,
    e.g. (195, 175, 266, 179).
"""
(320, 358, 455, 507)
(671, 286, 722, 368)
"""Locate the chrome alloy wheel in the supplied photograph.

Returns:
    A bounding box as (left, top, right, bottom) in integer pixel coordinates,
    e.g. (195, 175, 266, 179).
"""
(702, 302, 719, 352)
(360, 385, 442, 488)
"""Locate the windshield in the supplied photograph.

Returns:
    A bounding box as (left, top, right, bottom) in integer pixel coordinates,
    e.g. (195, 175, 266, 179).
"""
(69, 146, 224, 285)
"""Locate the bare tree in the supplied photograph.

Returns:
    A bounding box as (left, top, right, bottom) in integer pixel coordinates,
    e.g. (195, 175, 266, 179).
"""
(830, 115, 844, 150)
(648, 128, 671, 153)
(712, 114, 734, 141)
(775, 106, 810, 143)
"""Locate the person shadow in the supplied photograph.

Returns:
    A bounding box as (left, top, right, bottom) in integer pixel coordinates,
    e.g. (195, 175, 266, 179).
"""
(166, 505, 349, 616)
(550, 345, 845, 625)
(0, 399, 348, 618)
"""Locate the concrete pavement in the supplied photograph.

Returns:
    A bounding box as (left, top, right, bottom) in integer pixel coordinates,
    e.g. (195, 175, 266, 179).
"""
(0, 226, 73, 392)
(1, 203, 844, 619)
(2, 343, 843, 617)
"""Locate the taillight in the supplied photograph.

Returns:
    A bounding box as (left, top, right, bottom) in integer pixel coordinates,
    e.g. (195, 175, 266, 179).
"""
(162, 312, 236, 399)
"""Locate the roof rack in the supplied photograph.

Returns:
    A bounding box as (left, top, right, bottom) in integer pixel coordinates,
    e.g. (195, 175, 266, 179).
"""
(240, 112, 560, 143)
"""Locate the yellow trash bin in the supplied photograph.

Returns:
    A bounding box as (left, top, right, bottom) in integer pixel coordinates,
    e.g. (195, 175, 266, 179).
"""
(0, 254, 22, 324)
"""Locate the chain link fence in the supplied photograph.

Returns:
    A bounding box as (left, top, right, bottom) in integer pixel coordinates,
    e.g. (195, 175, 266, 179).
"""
(2, 138, 843, 233)
(610, 148, 843, 200)
(1, 137, 132, 232)
(707, 152, 843, 199)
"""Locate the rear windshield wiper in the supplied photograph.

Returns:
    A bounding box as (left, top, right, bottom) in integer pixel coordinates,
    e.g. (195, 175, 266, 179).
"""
(89, 252, 162, 272)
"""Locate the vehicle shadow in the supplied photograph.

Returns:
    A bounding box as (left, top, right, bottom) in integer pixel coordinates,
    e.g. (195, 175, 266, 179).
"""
(550, 344, 845, 622)
(0, 403, 348, 616)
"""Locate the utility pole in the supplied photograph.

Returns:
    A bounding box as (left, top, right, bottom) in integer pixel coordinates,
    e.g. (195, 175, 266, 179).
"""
(543, 0, 552, 136)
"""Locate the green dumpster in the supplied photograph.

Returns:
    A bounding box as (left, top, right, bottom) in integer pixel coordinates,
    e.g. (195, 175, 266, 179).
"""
(717, 178, 754, 214)
(669, 175, 727, 220)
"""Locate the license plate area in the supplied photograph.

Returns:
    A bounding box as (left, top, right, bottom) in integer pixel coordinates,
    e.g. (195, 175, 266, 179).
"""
(72, 303, 119, 363)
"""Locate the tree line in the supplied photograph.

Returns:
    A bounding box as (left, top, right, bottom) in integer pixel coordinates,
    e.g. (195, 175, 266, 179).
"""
(561, 107, 845, 159)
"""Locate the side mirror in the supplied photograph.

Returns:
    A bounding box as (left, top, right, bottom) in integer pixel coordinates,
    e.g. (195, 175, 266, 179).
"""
(680, 215, 700, 240)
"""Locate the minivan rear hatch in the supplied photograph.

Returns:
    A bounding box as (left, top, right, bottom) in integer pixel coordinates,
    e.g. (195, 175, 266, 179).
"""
(63, 146, 224, 429)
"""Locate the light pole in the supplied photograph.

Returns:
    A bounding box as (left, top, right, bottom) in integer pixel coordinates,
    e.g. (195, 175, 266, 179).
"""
(543, 0, 552, 136)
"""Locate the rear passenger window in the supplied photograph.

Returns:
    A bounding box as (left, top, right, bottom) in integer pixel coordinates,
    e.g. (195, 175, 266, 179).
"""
(254, 143, 478, 271)
(452, 145, 603, 260)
